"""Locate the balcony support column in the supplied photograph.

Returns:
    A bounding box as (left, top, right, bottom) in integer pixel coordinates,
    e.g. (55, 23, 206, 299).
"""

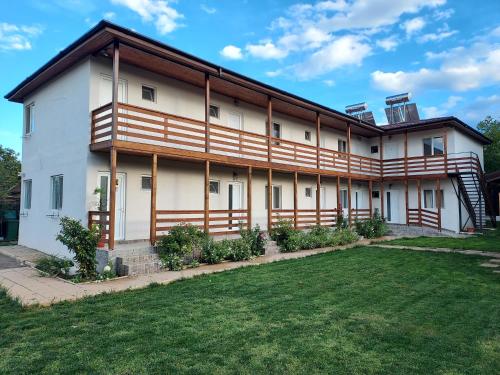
(316, 112, 321, 169)
(111, 40, 120, 141)
(267, 96, 272, 162)
(444, 128, 448, 173)
(150, 154, 157, 245)
(267, 168, 273, 232)
(108, 147, 117, 250)
(204, 160, 210, 233)
(294, 172, 298, 229)
(368, 180, 373, 217)
(348, 177, 352, 226)
(316, 174, 321, 225)
(336, 176, 341, 213)
(347, 124, 351, 174)
(247, 166, 252, 229)
(380, 182, 385, 220)
(380, 135, 384, 219)
(417, 178, 422, 226)
(405, 179, 409, 225)
(205, 73, 210, 152)
(436, 178, 442, 231)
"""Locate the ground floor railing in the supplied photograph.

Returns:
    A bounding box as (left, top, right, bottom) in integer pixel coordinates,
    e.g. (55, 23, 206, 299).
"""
(408, 208, 440, 230)
(88, 211, 110, 241)
(271, 208, 339, 229)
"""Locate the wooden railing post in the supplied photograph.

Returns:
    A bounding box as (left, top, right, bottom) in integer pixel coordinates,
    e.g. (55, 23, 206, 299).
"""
(204, 160, 210, 233)
(417, 178, 422, 226)
(108, 147, 117, 250)
(336, 175, 341, 213)
(267, 96, 272, 162)
(294, 172, 298, 229)
(405, 179, 409, 226)
(150, 153, 157, 245)
(205, 73, 210, 152)
(111, 40, 119, 142)
(247, 166, 252, 230)
(443, 128, 448, 174)
(316, 112, 321, 170)
(347, 177, 352, 226)
(267, 168, 273, 232)
(316, 174, 321, 225)
(436, 178, 442, 231)
(368, 180, 373, 217)
(347, 123, 351, 174)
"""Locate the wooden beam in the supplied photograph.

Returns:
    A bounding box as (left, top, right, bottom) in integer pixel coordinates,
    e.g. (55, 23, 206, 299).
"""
(405, 179, 409, 226)
(347, 177, 352, 226)
(336, 176, 341, 211)
(205, 73, 210, 152)
(368, 180, 373, 217)
(150, 153, 157, 245)
(347, 123, 351, 173)
(294, 171, 298, 229)
(436, 178, 441, 231)
(379, 135, 384, 179)
(267, 96, 272, 162)
(443, 128, 448, 173)
(404, 131, 408, 177)
(111, 40, 120, 141)
(316, 112, 321, 169)
(204, 160, 210, 232)
(380, 181, 385, 219)
(247, 166, 252, 229)
(316, 174, 321, 225)
(267, 168, 273, 232)
(108, 147, 117, 249)
(417, 178, 422, 226)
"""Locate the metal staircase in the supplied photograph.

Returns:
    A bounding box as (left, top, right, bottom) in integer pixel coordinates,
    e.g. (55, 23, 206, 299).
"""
(449, 152, 496, 231)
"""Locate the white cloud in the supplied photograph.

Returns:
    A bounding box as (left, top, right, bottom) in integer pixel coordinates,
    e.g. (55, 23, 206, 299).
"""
(0, 23, 43, 51)
(266, 70, 283, 77)
(376, 36, 398, 51)
(490, 26, 500, 37)
(418, 30, 457, 43)
(220, 45, 243, 60)
(401, 17, 425, 36)
(462, 95, 500, 122)
(323, 79, 336, 87)
(246, 40, 288, 59)
(200, 4, 216, 14)
(422, 95, 462, 118)
(103, 11, 116, 20)
(433, 8, 454, 20)
(293, 35, 372, 79)
(371, 43, 500, 93)
(111, 0, 183, 34)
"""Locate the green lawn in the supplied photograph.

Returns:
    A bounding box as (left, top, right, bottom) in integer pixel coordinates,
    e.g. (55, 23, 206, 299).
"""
(1, 247, 499, 374)
(380, 227, 500, 252)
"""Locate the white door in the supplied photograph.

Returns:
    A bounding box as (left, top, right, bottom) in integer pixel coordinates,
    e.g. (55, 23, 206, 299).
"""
(99, 75, 128, 140)
(227, 112, 243, 157)
(228, 182, 243, 229)
(97, 172, 126, 241)
(314, 186, 326, 209)
(385, 190, 399, 223)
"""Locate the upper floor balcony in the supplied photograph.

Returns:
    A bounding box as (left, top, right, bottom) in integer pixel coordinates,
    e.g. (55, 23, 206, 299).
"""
(90, 102, 484, 180)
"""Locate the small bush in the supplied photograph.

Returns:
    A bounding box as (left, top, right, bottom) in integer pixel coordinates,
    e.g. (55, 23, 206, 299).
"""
(201, 238, 228, 264)
(270, 219, 297, 245)
(354, 212, 387, 239)
(226, 238, 253, 261)
(334, 228, 360, 245)
(157, 224, 207, 258)
(56, 216, 100, 279)
(240, 224, 267, 256)
(336, 211, 348, 229)
(36, 256, 74, 278)
(161, 254, 184, 271)
(280, 231, 303, 252)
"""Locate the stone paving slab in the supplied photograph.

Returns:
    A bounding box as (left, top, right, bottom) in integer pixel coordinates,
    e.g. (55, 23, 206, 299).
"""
(0, 245, 48, 267)
(0, 237, 394, 307)
(369, 244, 500, 258)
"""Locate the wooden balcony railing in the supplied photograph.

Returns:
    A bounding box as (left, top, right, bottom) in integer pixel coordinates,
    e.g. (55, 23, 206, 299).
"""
(156, 209, 248, 236)
(408, 208, 440, 230)
(88, 211, 110, 241)
(91, 103, 484, 179)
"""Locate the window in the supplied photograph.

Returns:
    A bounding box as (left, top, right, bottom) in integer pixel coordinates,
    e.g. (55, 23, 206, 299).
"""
(141, 85, 156, 102)
(372, 190, 380, 198)
(340, 189, 348, 209)
(98, 175, 109, 210)
(24, 103, 35, 135)
(423, 190, 434, 208)
(23, 180, 32, 210)
(50, 175, 63, 210)
(436, 189, 444, 208)
(423, 137, 444, 156)
(371, 145, 379, 154)
(305, 131, 311, 141)
(209, 180, 220, 194)
(305, 187, 312, 197)
(338, 139, 347, 153)
(141, 176, 152, 190)
(209, 105, 220, 119)
(265, 185, 282, 209)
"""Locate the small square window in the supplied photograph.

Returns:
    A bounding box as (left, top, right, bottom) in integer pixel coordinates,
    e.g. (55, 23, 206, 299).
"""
(305, 187, 312, 197)
(371, 145, 379, 154)
(305, 131, 311, 141)
(372, 191, 380, 198)
(209, 105, 220, 119)
(142, 86, 156, 102)
(209, 180, 220, 194)
(141, 176, 152, 190)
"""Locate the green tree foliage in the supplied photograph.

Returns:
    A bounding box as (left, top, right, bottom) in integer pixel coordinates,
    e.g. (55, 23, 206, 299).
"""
(477, 116, 500, 173)
(0, 146, 21, 199)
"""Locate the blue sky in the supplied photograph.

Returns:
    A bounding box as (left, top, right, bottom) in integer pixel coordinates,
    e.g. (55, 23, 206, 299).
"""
(1, 0, 500, 154)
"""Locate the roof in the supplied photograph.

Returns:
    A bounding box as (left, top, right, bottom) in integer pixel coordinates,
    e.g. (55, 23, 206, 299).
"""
(5, 20, 490, 145)
(379, 117, 491, 145)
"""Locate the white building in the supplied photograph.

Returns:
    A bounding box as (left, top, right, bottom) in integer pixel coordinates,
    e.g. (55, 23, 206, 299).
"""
(5, 21, 494, 261)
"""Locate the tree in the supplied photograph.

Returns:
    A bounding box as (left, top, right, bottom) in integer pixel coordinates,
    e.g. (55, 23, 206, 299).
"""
(477, 116, 500, 173)
(0, 145, 21, 199)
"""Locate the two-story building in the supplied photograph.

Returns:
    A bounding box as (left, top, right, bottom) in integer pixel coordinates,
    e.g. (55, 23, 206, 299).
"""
(5, 21, 494, 261)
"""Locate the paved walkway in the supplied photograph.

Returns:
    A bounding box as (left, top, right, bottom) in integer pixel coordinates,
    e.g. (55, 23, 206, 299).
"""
(0, 238, 393, 307)
(369, 244, 500, 258)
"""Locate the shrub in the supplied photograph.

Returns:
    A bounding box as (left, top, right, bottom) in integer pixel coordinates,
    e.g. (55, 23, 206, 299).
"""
(201, 238, 228, 264)
(354, 213, 387, 239)
(156, 224, 207, 258)
(333, 228, 360, 245)
(240, 224, 267, 256)
(36, 256, 74, 278)
(56, 216, 100, 279)
(271, 219, 298, 245)
(336, 211, 348, 229)
(161, 254, 183, 271)
(97, 261, 116, 280)
(226, 238, 253, 261)
(280, 231, 303, 252)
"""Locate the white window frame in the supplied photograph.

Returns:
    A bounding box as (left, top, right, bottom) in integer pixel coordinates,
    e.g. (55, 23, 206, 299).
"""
(423, 189, 434, 209)
(423, 136, 444, 156)
(209, 104, 220, 119)
(305, 187, 312, 198)
(340, 189, 348, 208)
(265, 185, 282, 209)
(24, 102, 35, 136)
(141, 85, 156, 102)
(305, 130, 311, 141)
(338, 139, 347, 153)
(209, 180, 220, 194)
(50, 175, 64, 211)
(23, 179, 32, 210)
(141, 175, 152, 190)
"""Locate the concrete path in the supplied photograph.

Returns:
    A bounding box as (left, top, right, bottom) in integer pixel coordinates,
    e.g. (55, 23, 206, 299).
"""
(369, 244, 500, 258)
(0, 253, 23, 270)
(1, 238, 398, 307)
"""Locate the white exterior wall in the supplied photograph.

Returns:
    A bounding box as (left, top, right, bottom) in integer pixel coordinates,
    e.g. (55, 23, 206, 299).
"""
(18, 59, 92, 258)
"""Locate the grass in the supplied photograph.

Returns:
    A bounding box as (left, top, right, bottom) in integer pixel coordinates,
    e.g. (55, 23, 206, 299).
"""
(1, 247, 499, 374)
(380, 227, 500, 252)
